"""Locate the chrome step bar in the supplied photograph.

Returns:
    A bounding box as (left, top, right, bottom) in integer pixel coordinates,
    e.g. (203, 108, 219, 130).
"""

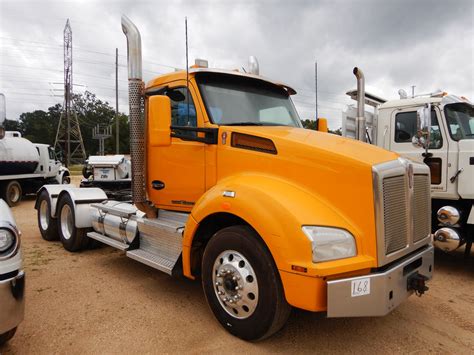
(126, 212, 188, 275)
(87, 231, 129, 250)
(126, 249, 177, 275)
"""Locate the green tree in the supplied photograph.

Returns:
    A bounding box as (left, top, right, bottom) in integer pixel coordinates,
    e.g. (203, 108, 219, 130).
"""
(3, 119, 20, 131)
(301, 118, 342, 136)
(72, 91, 130, 155)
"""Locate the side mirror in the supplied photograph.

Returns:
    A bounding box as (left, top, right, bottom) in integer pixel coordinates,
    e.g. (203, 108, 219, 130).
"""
(412, 104, 431, 151)
(148, 95, 171, 147)
(316, 118, 328, 133)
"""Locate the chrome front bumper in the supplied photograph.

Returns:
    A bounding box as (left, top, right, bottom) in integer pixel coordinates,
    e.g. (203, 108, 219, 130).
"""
(327, 245, 433, 317)
(0, 270, 25, 334)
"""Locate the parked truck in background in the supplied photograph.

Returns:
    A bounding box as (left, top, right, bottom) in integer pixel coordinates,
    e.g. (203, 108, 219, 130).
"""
(0, 94, 70, 206)
(0, 109, 25, 346)
(35, 17, 433, 340)
(343, 68, 474, 256)
(80, 155, 131, 200)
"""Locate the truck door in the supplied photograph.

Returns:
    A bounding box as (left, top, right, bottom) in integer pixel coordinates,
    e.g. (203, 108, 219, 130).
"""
(147, 83, 206, 211)
(390, 106, 449, 192)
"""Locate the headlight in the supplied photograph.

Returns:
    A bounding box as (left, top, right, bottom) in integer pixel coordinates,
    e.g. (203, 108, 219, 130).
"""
(0, 228, 15, 253)
(302, 226, 357, 262)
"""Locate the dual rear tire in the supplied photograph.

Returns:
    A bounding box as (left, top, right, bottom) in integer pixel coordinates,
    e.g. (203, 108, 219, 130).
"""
(37, 192, 89, 251)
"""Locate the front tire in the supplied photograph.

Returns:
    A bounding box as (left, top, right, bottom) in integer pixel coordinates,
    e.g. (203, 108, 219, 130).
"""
(2, 180, 22, 207)
(0, 327, 17, 346)
(202, 225, 291, 341)
(37, 190, 59, 241)
(57, 195, 89, 252)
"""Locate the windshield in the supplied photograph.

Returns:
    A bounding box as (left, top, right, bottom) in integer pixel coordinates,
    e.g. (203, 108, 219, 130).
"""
(444, 103, 474, 140)
(196, 73, 301, 127)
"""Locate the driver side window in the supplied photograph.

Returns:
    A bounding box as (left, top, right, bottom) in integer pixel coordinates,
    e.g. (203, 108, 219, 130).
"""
(394, 110, 442, 149)
(165, 87, 197, 128)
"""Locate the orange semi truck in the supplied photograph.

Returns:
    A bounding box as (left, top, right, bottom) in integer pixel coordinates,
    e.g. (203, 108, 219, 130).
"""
(34, 16, 433, 340)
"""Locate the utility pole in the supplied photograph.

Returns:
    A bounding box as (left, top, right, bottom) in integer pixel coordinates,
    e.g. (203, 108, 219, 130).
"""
(315, 61, 318, 121)
(115, 48, 119, 154)
(411, 85, 416, 98)
(54, 19, 86, 166)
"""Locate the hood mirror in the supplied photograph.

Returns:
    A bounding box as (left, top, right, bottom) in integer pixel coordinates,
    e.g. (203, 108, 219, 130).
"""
(412, 103, 431, 153)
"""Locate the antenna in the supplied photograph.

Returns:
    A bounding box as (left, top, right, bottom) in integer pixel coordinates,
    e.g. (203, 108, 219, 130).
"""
(185, 17, 190, 126)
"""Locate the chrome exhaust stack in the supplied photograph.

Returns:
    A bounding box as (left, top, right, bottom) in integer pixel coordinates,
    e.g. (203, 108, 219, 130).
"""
(353, 67, 366, 142)
(248, 56, 259, 75)
(121, 15, 156, 218)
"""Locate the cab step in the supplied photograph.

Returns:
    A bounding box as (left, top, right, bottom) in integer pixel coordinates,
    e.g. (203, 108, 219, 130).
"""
(87, 231, 129, 251)
(126, 210, 188, 275)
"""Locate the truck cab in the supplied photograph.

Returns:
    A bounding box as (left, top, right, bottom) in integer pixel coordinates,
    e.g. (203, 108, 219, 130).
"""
(377, 95, 474, 254)
(343, 70, 474, 256)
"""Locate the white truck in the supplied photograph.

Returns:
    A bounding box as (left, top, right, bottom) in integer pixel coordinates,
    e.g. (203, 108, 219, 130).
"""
(343, 67, 474, 256)
(0, 132, 71, 206)
(0, 95, 70, 206)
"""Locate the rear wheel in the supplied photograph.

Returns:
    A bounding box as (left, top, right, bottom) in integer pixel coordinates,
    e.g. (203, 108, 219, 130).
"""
(0, 327, 17, 346)
(202, 225, 291, 341)
(37, 190, 59, 241)
(57, 195, 89, 252)
(2, 180, 22, 207)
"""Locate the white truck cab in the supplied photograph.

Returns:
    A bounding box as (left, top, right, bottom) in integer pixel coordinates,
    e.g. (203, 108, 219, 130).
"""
(343, 69, 474, 256)
(0, 199, 24, 345)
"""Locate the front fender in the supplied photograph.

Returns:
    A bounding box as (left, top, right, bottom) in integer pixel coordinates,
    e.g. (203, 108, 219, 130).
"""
(185, 173, 362, 275)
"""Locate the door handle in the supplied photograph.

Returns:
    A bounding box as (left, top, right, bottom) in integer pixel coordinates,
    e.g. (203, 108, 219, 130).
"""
(151, 180, 165, 190)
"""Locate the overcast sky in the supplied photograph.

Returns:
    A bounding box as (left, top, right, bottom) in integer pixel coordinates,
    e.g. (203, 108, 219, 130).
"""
(0, 0, 472, 129)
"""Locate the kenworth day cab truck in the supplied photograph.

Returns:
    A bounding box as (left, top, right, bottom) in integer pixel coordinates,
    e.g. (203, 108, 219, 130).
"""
(0, 114, 25, 346)
(343, 68, 474, 257)
(35, 17, 433, 340)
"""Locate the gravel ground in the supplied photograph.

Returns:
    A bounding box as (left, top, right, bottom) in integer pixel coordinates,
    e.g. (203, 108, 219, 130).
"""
(2, 180, 473, 354)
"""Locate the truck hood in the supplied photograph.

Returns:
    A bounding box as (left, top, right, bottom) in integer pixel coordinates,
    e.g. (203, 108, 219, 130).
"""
(228, 126, 399, 167)
(457, 139, 474, 199)
(217, 126, 400, 256)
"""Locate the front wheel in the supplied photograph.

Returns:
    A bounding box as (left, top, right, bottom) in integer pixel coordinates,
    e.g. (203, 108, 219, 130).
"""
(57, 195, 89, 252)
(202, 225, 291, 341)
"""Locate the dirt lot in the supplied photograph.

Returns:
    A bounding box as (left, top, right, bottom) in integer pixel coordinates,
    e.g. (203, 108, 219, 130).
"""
(2, 182, 474, 354)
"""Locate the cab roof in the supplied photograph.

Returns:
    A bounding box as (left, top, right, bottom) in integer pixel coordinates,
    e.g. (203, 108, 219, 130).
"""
(379, 97, 443, 110)
(146, 68, 297, 95)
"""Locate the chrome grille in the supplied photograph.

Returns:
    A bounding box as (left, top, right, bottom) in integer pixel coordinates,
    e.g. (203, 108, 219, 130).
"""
(382, 175, 409, 254)
(413, 174, 431, 242)
(373, 159, 431, 266)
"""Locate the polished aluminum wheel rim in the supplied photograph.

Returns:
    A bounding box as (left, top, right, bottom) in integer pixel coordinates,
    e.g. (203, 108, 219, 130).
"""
(212, 250, 259, 319)
(60, 204, 73, 240)
(39, 200, 49, 230)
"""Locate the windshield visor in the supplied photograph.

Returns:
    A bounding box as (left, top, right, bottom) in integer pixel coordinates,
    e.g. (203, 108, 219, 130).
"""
(196, 72, 301, 127)
(444, 103, 474, 141)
